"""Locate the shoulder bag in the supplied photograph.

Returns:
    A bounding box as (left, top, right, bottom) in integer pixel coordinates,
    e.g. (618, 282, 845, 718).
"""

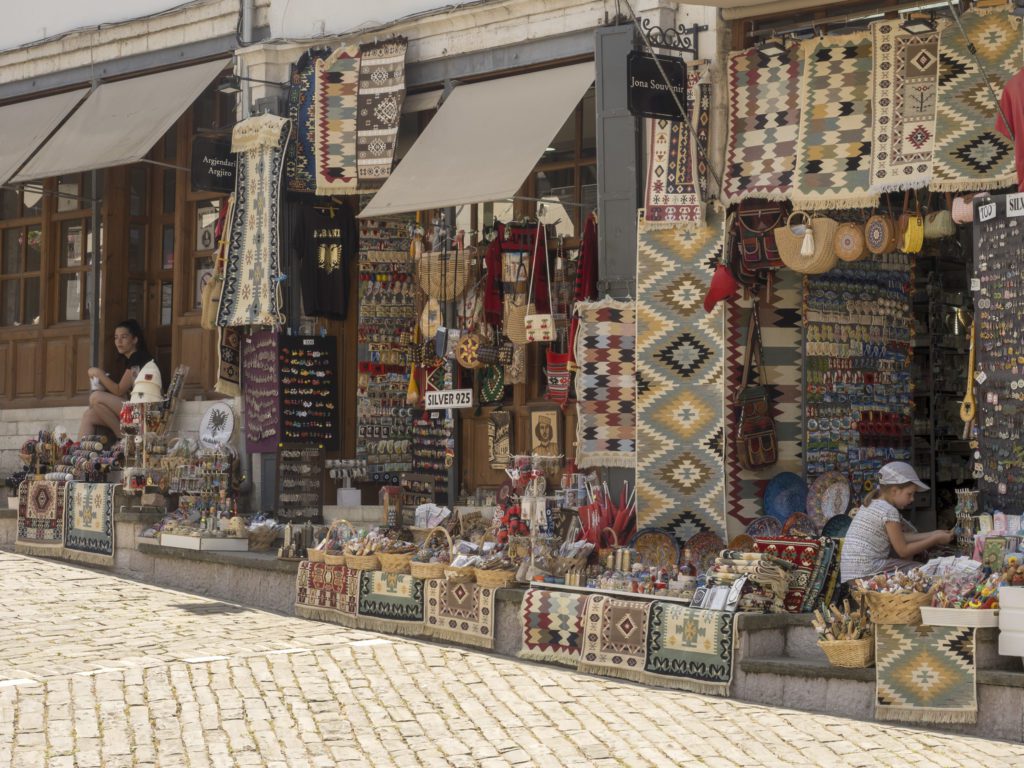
(524, 222, 555, 343)
(897, 190, 924, 254)
(924, 192, 956, 239)
(734, 303, 778, 470)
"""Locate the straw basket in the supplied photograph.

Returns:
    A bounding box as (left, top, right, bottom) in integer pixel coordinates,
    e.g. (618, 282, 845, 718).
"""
(379, 551, 416, 575)
(444, 566, 476, 584)
(818, 638, 874, 668)
(597, 527, 619, 565)
(410, 527, 453, 580)
(324, 552, 347, 566)
(346, 553, 381, 571)
(474, 568, 517, 589)
(857, 590, 931, 626)
(307, 547, 326, 563)
(315, 519, 355, 565)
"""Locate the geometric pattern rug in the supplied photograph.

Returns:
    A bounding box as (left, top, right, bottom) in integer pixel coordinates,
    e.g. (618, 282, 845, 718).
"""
(636, 210, 726, 543)
(357, 571, 424, 636)
(753, 536, 822, 613)
(15, 479, 67, 558)
(643, 604, 734, 695)
(723, 42, 802, 204)
(875, 624, 977, 725)
(793, 33, 878, 210)
(314, 45, 361, 195)
(63, 482, 117, 567)
(518, 588, 589, 667)
(422, 578, 495, 650)
(932, 8, 1023, 192)
(574, 298, 637, 468)
(578, 595, 650, 683)
(293, 561, 360, 628)
(724, 271, 804, 538)
(356, 38, 407, 186)
(285, 47, 332, 195)
(869, 20, 943, 192)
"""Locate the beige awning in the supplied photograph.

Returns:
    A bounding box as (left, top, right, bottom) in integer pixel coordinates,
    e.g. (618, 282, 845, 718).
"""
(12, 59, 229, 182)
(697, 0, 850, 20)
(358, 62, 595, 218)
(402, 90, 442, 114)
(0, 89, 88, 185)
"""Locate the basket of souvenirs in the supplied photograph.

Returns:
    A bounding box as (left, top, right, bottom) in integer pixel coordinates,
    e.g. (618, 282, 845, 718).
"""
(247, 521, 280, 552)
(410, 526, 453, 579)
(445, 554, 480, 584)
(474, 551, 518, 589)
(378, 539, 418, 574)
(814, 600, 874, 668)
(855, 572, 935, 626)
(313, 519, 355, 565)
(344, 530, 383, 571)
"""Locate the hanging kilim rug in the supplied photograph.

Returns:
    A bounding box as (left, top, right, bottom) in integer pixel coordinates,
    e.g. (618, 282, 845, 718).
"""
(578, 595, 650, 683)
(724, 270, 804, 538)
(642, 62, 710, 229)
(723, 42, 802, 203)
(314, 45, 361, 195)
(294, 561, 360, 628)
(792, 33, 878, 210)
(574, 298, 636, 468)
(932, 8, 1024, 192)
(217, 114, 291, 327)
(753, 536, 822, 613)
(285, 47, 331, 194)
(635, 209, 726, 544)
(518, 588, 589, 667)
(876, 624, 977, 724)
(15, 479, 67, 558)
(643, 604, 734, 695)
(356, 570, 424, 635)
(422, 578, 495, 650)
(63, 482, 117, 566)
(214, 326, 241, 397)
(357, 38, 407, 185)
(869, 20, 944, 192)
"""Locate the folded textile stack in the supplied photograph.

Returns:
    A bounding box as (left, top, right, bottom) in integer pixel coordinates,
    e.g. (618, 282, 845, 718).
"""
(706, 550, 792, 613)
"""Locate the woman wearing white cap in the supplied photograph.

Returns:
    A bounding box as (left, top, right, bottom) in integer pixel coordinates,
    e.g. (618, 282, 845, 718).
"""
(78, 319, 153, 439)
(840, 462, 955, 583)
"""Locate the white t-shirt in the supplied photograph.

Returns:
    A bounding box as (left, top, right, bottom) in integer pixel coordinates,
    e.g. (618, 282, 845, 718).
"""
(840, 499, 904, 582)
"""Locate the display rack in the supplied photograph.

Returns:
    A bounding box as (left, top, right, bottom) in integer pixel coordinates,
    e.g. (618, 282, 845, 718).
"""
(276, 444, 325, 521)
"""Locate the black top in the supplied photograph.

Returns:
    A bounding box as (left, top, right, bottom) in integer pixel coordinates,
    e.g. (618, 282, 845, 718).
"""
(292, 201, 357, 320)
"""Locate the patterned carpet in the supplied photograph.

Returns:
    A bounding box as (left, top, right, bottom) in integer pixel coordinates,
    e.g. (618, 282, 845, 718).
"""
(314, 45, 360, 195)
(724, 271, 804, 538)
(870, 20, 944, 192)
(285, 47, 331, 194)
(578, 595, 650, 683)
(63, 482, 116, 567)
(15, 479, 67, 558)
(643, 604, 735, 695)
(636, 210, 726, 543)
(793, 33, 878, 210)
(723, 42, 802, 203)
(357, 571, 424, 635)
(932, 8, 1023, 192)
(518, 588, 589, 667)
(293, 561, 360, 628)
(422, 579, 495, 650)
(356, 38, 407, 185)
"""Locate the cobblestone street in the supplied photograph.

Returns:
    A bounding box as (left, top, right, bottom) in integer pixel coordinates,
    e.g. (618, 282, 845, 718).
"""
(0, 551, 1021, 767)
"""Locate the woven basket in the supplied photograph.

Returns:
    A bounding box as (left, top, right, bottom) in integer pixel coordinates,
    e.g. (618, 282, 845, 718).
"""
(445, 566, 476, 584)
(857, 590, 931, 626)
(379, 551, 415, 574)
(416, 250, 469, 301)
(248, 527, 279, 552)
(819, 637, 874, 668)
(346, 553, 380, 571)
(597, 527, 619, 566)
(410, 527, 453, 579)
(474, 568, 517, 589)
(307, 547, 326, 563)
(323, 552, 347, 566)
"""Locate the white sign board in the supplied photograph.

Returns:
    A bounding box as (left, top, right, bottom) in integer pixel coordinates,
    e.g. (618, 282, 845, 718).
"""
(423, 388, 474, 410)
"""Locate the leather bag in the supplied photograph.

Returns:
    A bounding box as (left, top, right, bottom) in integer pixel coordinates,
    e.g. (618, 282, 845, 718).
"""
(735, 304, 778, 471)
(924, 193, 956, 239)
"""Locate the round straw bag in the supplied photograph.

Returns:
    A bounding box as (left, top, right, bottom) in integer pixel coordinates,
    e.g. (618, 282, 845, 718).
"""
(474, 567, 517, 589)
(774, 212, 838, 274)
(378, 550, 416, 574)
(504, 298, 531, 345)
(818, 637, 874, 668)
(416, 250, 469, 301)
(833, 222, 867, 262)
(857, 590, 931, 626)
(410, 526, 453, 580)
(456, 332, 484, 370)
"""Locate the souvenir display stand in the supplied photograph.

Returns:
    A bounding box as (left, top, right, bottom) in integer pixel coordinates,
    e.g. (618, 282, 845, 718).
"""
(276, 444, 325, 521)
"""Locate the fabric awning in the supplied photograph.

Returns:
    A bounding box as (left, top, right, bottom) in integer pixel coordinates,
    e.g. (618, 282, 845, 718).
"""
(0, 89, 88, 185)
(358, 62, 595, 218)
(12, 58, 229, 182)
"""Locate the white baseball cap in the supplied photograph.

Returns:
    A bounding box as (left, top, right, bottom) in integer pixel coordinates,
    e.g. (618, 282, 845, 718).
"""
(878, 461, 929, 491)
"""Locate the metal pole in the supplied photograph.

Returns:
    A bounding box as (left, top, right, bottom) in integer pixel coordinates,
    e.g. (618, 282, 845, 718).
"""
(444, 207, 460, 508)
(89, 171, 101, 365)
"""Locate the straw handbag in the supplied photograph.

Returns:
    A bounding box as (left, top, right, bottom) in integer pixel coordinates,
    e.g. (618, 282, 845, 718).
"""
(865, 203, 897, 255)
(415, 233, 470, 301)
(833, 222, 867, 262)
(924, 192, 956, 239)
(774, 211, 838, 274)
(897, 191, 924, 254)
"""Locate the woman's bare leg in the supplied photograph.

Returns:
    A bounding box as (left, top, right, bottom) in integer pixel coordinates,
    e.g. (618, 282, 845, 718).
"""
(79, 392, 125, 438)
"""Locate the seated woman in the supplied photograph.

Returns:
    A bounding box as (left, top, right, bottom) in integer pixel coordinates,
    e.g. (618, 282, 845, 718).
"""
(840, 461, 955, 583)
(78, 319, 152, 439)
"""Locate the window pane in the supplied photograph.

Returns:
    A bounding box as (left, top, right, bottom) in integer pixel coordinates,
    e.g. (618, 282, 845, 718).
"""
(160, 282, 173, 326)
(0, 189, 18, 219)
(85, 222, 101, 266)
(25, 226, 41, 272)
(581, 88, 596, 160)
(162, 170, 176, 214)
(129, 167, 148, 217)
(60, 274, 82, 321)
(57, 175, 79, 213)
(162, 224, 175, 269)
(127, 279, 145, 324)
(22, 187, 42, 217)
(128, 225, 146, 273)
(536, 168, 576, 239)
(3, 229, 21, 273)
(581, 164, 598, 219)
(2, 280, 19, 326)
(61, 222, 83, 267)
(24, 277, 39, 325)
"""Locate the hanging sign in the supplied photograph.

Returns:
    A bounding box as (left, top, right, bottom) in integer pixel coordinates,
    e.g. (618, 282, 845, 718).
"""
(190, 135, 236, 193)
(626, 50, 688, 120)
(424, 388, 474, 410)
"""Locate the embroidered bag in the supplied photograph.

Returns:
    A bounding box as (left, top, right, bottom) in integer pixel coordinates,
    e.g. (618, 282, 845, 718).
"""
(735, 303, 778, 470)
(524, 222, 554, 343)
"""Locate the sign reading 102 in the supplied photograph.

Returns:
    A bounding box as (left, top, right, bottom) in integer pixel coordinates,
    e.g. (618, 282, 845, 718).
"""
(424, 388, 474, 410)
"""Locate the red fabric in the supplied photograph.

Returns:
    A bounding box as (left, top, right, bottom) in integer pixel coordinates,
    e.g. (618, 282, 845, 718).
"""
(753, 536, 821, 613)
(569, 213, 599, 366)
(484, 223, 505, 326)
(996, 68, 1024, 193)
(704, 263, 738, 313)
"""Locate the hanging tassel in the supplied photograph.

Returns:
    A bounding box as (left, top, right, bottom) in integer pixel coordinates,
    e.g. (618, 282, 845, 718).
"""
(406, 367, 419, 406)
(800, 226, 815, 257)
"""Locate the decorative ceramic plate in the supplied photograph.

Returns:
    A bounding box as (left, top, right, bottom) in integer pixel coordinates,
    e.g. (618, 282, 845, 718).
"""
(630, 528, 681, 570)
(782, 512, 820, 538)
(763, 472, 808, 524)
(821, 514, 853, 539)
(728, 534, 756, 552)
(745, 516, 783, 539)
(199, 402, 234, 448)
(686, 530, 725, 575)
(806, 471, 851, 528)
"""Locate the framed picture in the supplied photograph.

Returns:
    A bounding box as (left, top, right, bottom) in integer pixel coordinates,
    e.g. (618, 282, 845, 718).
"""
(529, 407, 561, 458)
(487, 410, 512, 470)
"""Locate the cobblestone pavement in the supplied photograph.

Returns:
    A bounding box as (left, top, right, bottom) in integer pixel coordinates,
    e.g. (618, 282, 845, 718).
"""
(1, 552, 1022, 768)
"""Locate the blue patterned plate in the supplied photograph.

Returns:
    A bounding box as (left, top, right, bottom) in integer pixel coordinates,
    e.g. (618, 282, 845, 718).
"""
(763, 471, 808, 524)
(744, 515, 783, 539)
(822, 514, 853, 539)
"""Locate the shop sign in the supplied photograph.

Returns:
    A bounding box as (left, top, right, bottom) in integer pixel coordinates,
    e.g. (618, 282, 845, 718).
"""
(626, 50, 688, 120)
(1007, 192, 1024, 218)
(424, 388, 474, 410)
(190, 135, 236, 193)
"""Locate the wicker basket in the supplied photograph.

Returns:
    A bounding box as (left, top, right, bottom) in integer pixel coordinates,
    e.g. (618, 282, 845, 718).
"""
(247, 527, 279, 552)
(346, 553, 380, 571)
(378, 551, 416, 574)
(818, 637, 874, 668)
(857, 590, 932, 626)
(474, 568, 517, 589)
(597, 527, 619, 565)
(410, 527, 453, 580)
(444, 566, 476, 584)
(307, 547, 326, 563)
(323, 552, 347, 566)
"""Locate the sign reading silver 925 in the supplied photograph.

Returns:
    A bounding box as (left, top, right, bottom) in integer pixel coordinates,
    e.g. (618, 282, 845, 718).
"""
(424, 388, 474, 411)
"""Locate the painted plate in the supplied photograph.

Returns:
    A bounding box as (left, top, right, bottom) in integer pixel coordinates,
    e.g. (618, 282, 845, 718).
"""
(728, 534, 756, 552)
(686, 530, 725, 575)
(782, 512, 820, 538)
(630, 528, 681, 570)
(763, 472, 808, 524)
(745, 515, 783, 539)
(821, 514, 853, 540)
(806, 471, 851, 528)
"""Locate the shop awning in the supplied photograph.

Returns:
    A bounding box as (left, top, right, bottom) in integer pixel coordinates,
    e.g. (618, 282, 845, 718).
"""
(0, 89, 88, 185)
(358, 62, 595, 218)
(12, 58, 229, 182)
(696, 0, 849, 20)
(402, 90, 442, 114)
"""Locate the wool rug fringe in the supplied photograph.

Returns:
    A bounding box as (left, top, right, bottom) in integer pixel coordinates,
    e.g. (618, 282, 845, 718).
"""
(515, 649, 580, 667)
(422, 626, 494, 650)
(575, 663, 649, 684)
(355, 617, 424, 636)
(14, 542, 64, 558)
(232, 113, 292, 153)
(62, 548, 115, 567)
(294, 604, 360, 628)
(875, 706, 976, 725)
